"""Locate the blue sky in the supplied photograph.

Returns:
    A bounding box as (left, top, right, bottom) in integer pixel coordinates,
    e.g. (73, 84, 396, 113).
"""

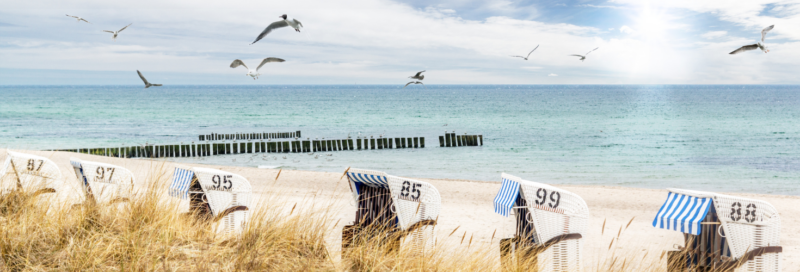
(0, 0, 798, 84)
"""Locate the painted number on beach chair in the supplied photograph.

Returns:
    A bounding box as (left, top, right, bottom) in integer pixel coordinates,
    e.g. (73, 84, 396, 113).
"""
(26, 159, 44, 171)
(94, 167, 116, 183)
(212, 175, 233, 190)
(730, 202, 757, 223)
(534, 188, 560, 209)
(400, 180, 421, 201)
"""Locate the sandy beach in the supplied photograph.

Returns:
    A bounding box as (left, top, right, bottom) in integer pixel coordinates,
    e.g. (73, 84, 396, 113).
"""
(4, 149, 799, 270)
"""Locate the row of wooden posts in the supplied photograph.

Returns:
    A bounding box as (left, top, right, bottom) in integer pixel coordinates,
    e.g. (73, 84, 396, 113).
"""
(198, 131, 301, 141)
(439, 133, 483, 147)
(54, 137, 426, 158)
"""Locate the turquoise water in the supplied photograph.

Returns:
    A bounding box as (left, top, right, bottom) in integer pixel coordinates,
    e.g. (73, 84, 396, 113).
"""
(1, 85, 799, 195)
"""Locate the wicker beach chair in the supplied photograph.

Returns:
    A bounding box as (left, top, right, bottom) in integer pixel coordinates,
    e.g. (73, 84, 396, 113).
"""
(168, 166, 252, 234)
(342, 168, 441, 253)
(653, 188, 781, 272)
(0, 151, 62, 197)
(69, 158, 135, 204)
(493, 173, 589, 271)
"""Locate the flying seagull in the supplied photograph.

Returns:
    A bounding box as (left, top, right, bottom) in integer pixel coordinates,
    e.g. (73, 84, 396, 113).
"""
(404, 81, 425, 88)
(408, 70, 425, 80)
(570, 47, 599, 62)
(730, 25, 775, 55)
(66, 14, 90, 24)
(136, 70, 162, 88)
(511, 45, 539, 60)
(103, 23, 131, 41)
(251, 14, 303, 45)
(230, 57, 286, 80)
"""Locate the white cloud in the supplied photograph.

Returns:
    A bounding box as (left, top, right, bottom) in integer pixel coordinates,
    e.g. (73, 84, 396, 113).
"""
(548, 73, 558, 76)
(701, 30, 728, 39)
(619, 25, 635, 34)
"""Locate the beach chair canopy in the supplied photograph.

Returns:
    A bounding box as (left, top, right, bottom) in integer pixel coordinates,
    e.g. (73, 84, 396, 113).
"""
(652, 188, 781, 268)
(346, 168, 441, 231)
(1, 151, 62, 194)
(493, 173, 590, 243)
(70, 158, 135, 203)
(175, 167, 252, 234)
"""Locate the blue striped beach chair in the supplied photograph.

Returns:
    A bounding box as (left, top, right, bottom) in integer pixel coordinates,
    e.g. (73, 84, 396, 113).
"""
(0, 151, 62, 197)
(168, 166, 252, 235)
(69, 158, 135, 204)
(343, 168, 441, 253)
(493, 173, 589, 271)
(654, 188, 781, 272)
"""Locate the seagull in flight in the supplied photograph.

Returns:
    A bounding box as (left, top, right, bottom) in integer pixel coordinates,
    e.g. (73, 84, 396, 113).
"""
(730, 25, 775, 55)
(230, 57, 285, 80)
(251, 14, 303, 45)
(570, 47, 599, 62)
(511, 45, 539, 60)
(404, 81, 425, 88)
(136, 70, 162, 88)
(408, 70, 425, 80)
(103, 23, 131, 41)
(66, 15, 90, 24)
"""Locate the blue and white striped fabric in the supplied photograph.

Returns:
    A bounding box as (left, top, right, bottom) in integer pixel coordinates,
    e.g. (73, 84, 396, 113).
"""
(70, 160, 81, 168)
(493, 177, 520, 217)
(348, 172, 389, 189)
(652, 192, 713, 235)
(169, 168, 194, 199)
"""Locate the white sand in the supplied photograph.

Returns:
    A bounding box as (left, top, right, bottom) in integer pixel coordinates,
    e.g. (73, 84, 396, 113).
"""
(4, 149, 798, 269)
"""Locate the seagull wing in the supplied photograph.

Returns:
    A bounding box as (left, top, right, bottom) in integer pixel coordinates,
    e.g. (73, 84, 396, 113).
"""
(729, 44, 759, 55)
(526, 44, 540, 58)
(118, 23, 131, 33)
(66, 14, 78, 18)
(404, 81, 414, 88)
(136, 70, 150, 85)
(230, 59, 249, 70)
(293, 19, 303, 28)
(80, 18, 91, 24)
(585, 47, 599, 56)
(510, 55, 525, 58)
(256, 57, 285, 71)
(570, 54, 584, 58)
(414, 70, 425, 77)
(761, 25, 774, 42)
(251, 20, 289, 45)
(151, 84, 162, 86)
(103, 30, 115, 33)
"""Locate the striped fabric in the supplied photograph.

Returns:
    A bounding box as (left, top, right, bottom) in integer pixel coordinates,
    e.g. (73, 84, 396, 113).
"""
(169, 168, 194, 199)
(652, 192, 712, 235)
(493, 177, 520, 217)
(70, 160, 81, 168)
(348, 172, 389, 189)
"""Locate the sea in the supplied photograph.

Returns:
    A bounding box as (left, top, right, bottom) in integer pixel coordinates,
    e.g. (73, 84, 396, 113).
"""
(1, 85, 799, 195)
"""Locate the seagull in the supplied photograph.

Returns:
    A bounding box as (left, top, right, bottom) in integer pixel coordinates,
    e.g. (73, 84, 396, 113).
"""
(326, 154, 332, 156)
(408, 70, 425, 80)
(136, 70, 162, 88)
(103, 23, 131, 41)
(326, 158, 334, 162)
(308, 152, 314, 155)
(230, 58, 285, 80)
(730, 25, 775, 55)
(314, 155, 319, 159)
(404, 81, 425, 88)
(282, 156, 287, 159)
(511, 45, 539, 60)
(570, 47, 599, 62)
(251, 14, 303, 45)
(66, 15, 90, 24)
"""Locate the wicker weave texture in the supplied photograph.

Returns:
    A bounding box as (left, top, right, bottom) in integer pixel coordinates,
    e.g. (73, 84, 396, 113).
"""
(192, 167, 252, 234)
(0, 151, 62, 194)
(387, 176, 441, 230)
(79, 160, 135, 203)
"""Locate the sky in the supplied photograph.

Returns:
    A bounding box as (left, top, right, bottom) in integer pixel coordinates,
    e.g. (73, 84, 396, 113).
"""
(0, 0, 799, 85)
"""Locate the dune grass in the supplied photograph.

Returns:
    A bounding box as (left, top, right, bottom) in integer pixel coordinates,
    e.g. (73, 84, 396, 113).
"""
(0, 166, 742, 272)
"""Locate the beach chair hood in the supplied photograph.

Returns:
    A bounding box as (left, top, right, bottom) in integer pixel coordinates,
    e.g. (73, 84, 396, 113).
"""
(72, 158, 135, 203)
(653, 188, 781, 269)
(1, 151, 62, 194)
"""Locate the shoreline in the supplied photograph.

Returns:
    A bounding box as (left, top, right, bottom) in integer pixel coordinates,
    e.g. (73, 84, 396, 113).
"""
(4, 149, 798, 269)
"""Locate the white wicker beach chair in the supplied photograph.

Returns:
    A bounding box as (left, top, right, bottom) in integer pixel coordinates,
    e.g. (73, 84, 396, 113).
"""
(493, 173, 589, 271)
(0, 151, 62, 196)
(169, 167, 252, 234)
(69, 158, 135, 204)
(653, 188, 781, 272)
(343, 168, 441, 253)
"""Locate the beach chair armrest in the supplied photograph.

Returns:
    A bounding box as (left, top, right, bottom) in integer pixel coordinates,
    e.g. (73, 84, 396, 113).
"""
(212, 206, 249, 222)
(540, 233, 582, 249)
(717, 246, 782, 270)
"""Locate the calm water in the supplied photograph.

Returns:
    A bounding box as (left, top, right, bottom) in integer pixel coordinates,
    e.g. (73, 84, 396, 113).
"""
(1, 85, 799, 195)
